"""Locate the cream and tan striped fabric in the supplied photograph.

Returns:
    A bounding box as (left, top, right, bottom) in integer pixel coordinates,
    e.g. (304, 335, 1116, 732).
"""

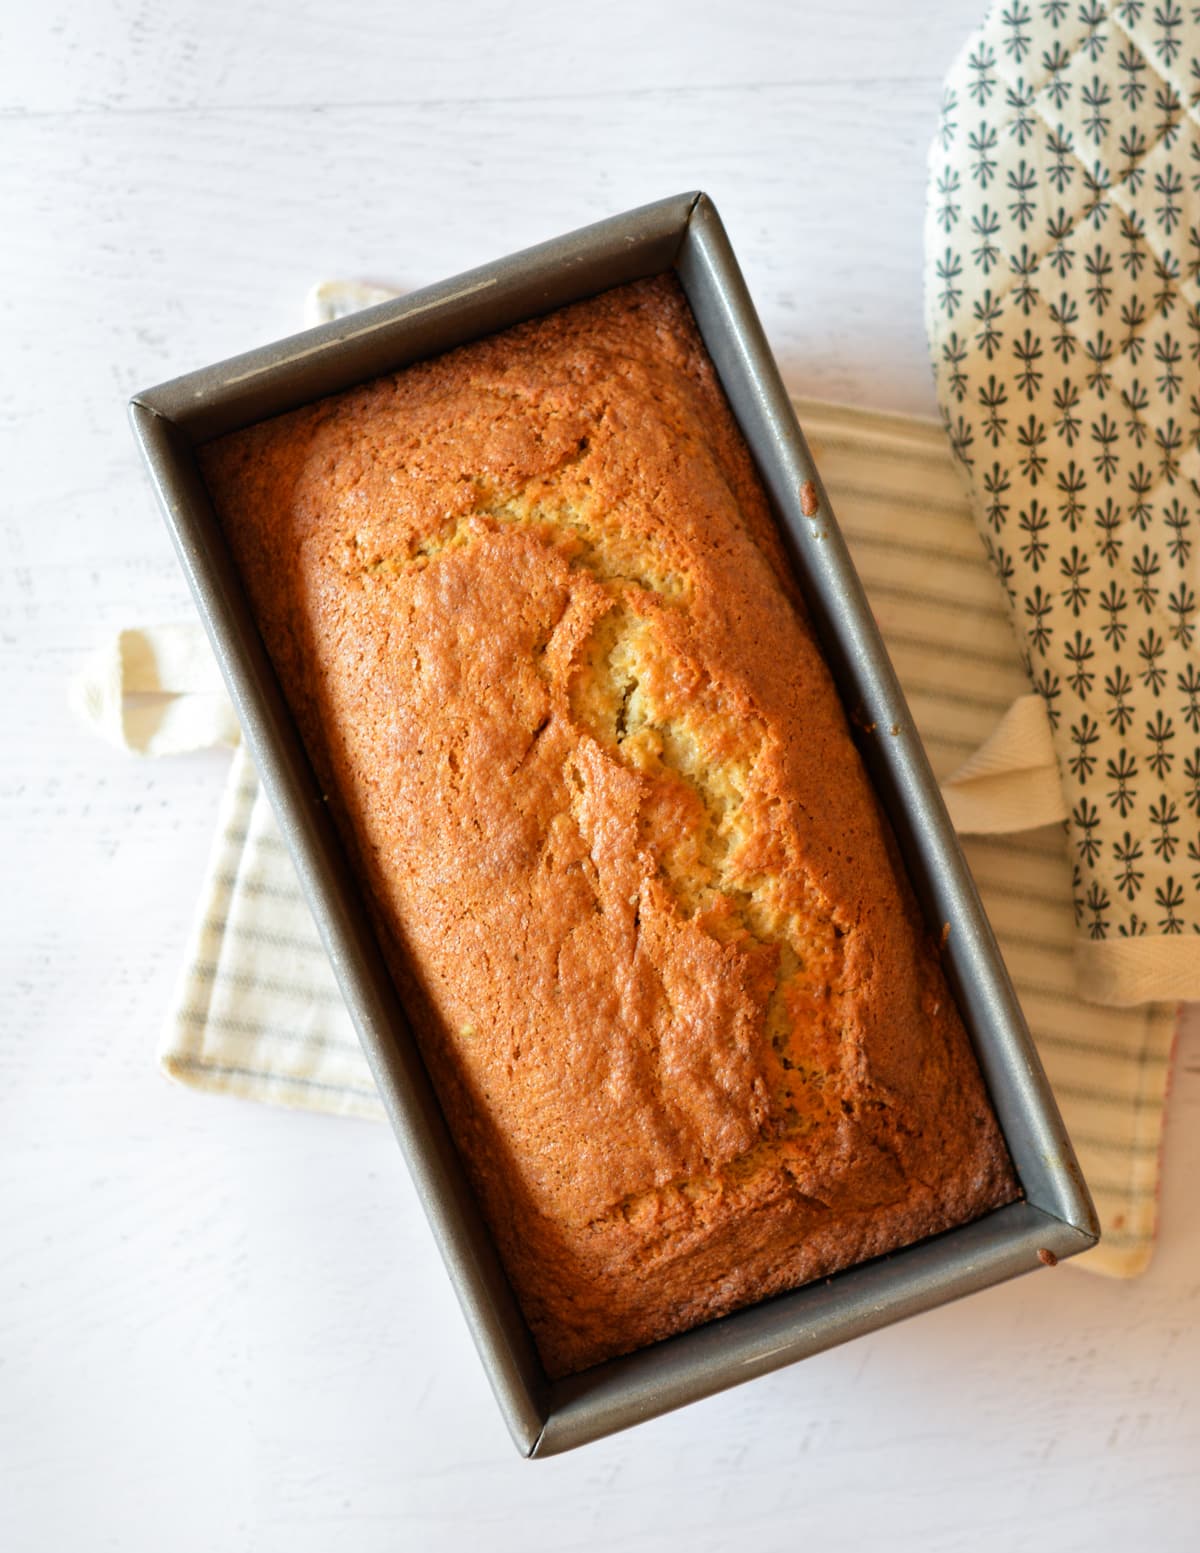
(164, 743, 384, 1120)
(156, 396, 1178, 1277)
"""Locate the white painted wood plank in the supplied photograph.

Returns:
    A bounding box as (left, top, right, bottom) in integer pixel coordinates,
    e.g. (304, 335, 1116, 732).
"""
(0, 83, 953, 422)
(2, 0, 976, 114)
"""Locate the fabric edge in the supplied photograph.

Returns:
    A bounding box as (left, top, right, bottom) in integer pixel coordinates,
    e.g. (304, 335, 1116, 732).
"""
(1075, 940, 1200, 1007)
(159, 1050, 385, 1123)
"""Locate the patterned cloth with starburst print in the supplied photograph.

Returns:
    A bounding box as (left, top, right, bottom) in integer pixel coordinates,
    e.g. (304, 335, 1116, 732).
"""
(926, 0, 1200, 1006)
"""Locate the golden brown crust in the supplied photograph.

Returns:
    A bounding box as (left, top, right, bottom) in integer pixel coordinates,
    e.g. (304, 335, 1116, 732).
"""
(200, 275, 1018, 1376)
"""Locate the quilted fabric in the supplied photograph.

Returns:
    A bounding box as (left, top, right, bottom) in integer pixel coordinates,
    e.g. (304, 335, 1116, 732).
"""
(926, 0, 1200, 1003)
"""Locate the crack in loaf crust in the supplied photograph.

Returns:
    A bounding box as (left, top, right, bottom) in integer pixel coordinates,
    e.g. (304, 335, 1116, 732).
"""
(200, 274, 1019, 1377)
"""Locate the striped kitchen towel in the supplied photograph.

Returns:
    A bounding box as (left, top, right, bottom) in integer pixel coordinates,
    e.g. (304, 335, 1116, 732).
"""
(109, 390, 1174, 1279)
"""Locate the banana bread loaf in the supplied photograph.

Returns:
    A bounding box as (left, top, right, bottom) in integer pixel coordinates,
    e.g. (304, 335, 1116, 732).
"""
(200, 274, 1018, 1377)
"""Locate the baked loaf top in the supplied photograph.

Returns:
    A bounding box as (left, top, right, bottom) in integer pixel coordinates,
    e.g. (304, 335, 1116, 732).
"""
(201, 275, 1018, 1377)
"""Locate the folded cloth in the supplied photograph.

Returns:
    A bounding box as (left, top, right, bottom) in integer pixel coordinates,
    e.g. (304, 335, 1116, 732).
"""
(79, 344, 1179, 1274)
(941, 692, 1068, 832)
(69, 624, 240, 754)
(926, 0, 1200, 1005)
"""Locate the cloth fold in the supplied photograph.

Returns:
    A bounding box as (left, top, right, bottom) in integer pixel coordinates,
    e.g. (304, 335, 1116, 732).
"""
(942, 692, 1068, 832)
(69, 624, 240, 755)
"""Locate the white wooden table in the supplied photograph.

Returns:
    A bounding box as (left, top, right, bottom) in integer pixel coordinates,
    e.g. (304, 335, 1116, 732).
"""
(3, 3, 1198, 1547)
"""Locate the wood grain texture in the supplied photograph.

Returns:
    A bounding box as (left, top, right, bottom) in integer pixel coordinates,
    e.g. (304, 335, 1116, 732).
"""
(2, 1, 1198, 1548)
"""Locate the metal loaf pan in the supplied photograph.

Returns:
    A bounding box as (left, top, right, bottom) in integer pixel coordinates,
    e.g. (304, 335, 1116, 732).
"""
(130, 191, 1098, 1458)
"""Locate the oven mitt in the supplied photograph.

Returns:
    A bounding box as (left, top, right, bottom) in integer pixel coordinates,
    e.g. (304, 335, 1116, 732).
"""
(926, 0, 1200, 1005)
